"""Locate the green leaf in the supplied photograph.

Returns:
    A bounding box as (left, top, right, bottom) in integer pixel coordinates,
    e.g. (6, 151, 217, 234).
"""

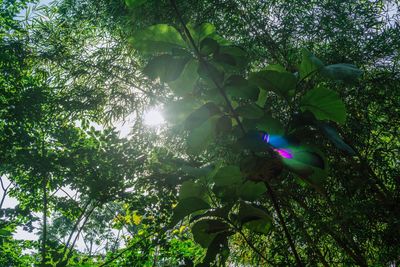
(198, 232, 230, 267)
(299, 49, 324, 80)
(238, 202, 272, 234)
(187, 116, 218, 154)
(213, 165, 243, 186)
(125, 0, 146, 8)
(318, 123, 355, 155)
(281, 146, 327, 183)
(179, 164, 214, 178)
(185, 102, 220, 130)
(250, 70, 297, 97)
(215, 46, 248, 68)
(256, 115, 285, 135)
(143, 55, 189, 82)
(238, 181, 267, 201)
(321, 64, 363, 81)
(191, 219, 229, 248)
(300, 86, 347, 124)
(256, 89, 268, 107)
(171, 197, 210, 225)
(200, 37, 219, 55)
(187, 23, 216, 44)
(237, 130, 270, 152)
(179, 181, 206, 200)
(225, 75, 259, 101)
(212, 184, 238, 203)
(168, 59, 199, 95)
(163, 98, 198, 124)
(264, 64, 287, 72)
(235, 104, 263, 119)
(129, 24, 186, 54)
(215, 115, 232, 135)
(197, 62, 224, 86)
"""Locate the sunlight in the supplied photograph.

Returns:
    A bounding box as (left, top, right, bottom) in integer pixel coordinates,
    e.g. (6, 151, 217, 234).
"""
(143, 108, 165, 126)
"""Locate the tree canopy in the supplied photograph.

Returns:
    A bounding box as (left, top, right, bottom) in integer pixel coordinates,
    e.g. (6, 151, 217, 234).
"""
(1, 0, 399, 266)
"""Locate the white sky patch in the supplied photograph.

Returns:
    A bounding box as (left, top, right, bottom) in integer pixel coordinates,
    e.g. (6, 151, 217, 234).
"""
(143, 107, 165, 127)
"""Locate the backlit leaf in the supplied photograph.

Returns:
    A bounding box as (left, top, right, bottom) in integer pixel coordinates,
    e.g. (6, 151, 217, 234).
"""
(213, 165, 243, 186)
(129, 24, 187, 54)
(171, 197, 210, 225)
(250, 70, 297, 97)
(300, 86, 346, 124)
(299, 49, 324, 80)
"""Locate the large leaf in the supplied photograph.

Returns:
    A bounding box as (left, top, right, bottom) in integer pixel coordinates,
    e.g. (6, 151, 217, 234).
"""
(179, 181, 207, 200)
(163, 98, 198, 124)
(235, 104, 264, 119)
(143, 55, 189, 82)
(318, 123, 355, 155)
(213, 165, 243, 186)
(299, 49, 324, 80)
(185, 102, 220, 130)
(256, 115, 285, 135)
(168, 59, 199, 95)
(225, 75, 259, 101)
(187, 23, 216, 45)
(237, 130, 270, 152)
(238, 202, 272, 234)
(200, 37, 219, 56)
(197, 232, 230, 267)
(321, 63, 363, 81)
(281, 146, 327, 184)
(187, 116, 218, 154)
(179, 164, 214, 178)
(250, 70, 297, 97)
(129, 24, 187, 54)
(300, 86, 347, 124)
(171, 197, 210, 225)
(214, 46, 248, 69)
(191, 219, 230, 248)
(238, 181, 267, 201)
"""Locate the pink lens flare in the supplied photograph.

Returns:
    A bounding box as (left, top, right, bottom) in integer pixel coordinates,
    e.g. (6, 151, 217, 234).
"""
(274, 148, 293, 159)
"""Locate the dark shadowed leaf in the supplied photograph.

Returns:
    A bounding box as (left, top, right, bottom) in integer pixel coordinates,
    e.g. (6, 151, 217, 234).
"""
(318, 123, 356, 155)
(191, 219, 230, 248)
(225, 75, 259, 101)
(321, 63, 363, 81)
(235, 104, 263, 119)
(200, 37, 219, 55)
(143, 55, 189, 82)
(238, 202, 272, 234)
(171, 197, 210, 226)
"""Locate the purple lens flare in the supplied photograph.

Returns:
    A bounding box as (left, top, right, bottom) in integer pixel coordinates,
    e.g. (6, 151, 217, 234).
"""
(274, 148, 293, 159)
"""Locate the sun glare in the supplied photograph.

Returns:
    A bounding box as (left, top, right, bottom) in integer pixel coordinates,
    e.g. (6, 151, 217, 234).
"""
(143, 108, 165, 126)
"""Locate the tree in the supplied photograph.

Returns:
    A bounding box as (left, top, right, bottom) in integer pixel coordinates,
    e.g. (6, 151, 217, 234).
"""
(1, 0, 399, 266)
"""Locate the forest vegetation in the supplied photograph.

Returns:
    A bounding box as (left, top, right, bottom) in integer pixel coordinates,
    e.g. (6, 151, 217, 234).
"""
(0, 0, 399, 266)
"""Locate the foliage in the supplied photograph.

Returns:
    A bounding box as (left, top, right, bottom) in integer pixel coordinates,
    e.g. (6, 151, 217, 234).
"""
(1, 0, 399, 266)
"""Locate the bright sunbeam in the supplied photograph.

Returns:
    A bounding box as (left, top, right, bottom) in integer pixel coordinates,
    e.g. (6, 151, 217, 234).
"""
(143, 108, 165, 126)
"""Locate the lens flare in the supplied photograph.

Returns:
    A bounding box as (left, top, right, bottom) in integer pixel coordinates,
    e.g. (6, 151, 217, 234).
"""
(274, 148, 293, 159)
